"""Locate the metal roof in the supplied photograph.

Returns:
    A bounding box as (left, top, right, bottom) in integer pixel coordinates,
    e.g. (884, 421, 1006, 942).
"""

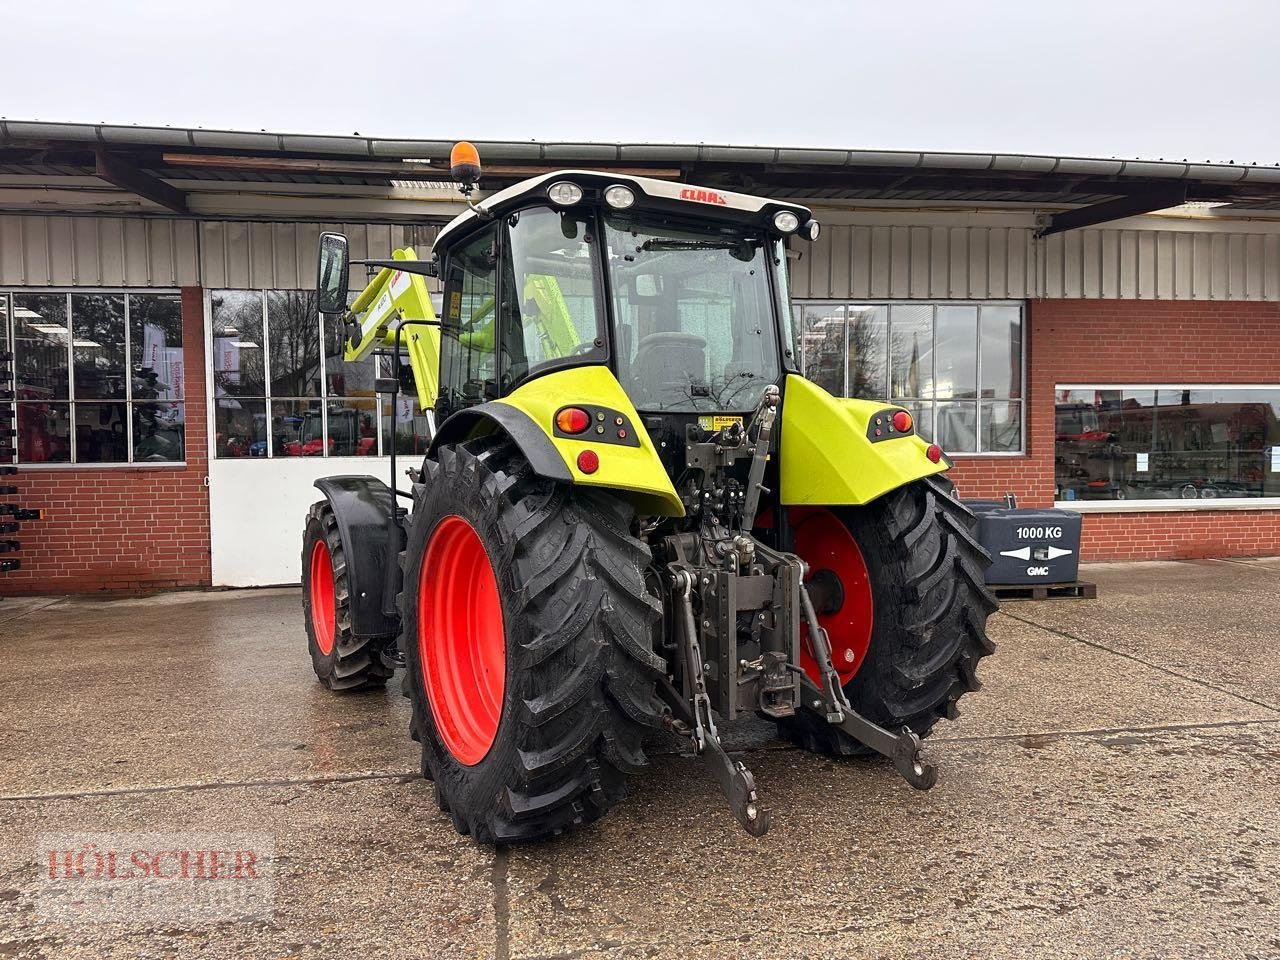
(4, 119, 1280, 225)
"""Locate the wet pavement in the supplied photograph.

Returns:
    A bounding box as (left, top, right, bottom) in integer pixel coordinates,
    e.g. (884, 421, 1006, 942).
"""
(1, 559, 1278, 959)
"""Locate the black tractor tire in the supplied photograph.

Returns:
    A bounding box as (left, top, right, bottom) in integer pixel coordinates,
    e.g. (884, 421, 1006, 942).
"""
(777, 475, 997, 756)
(400, 436, 666, 844)
(301, 502, 396, 692)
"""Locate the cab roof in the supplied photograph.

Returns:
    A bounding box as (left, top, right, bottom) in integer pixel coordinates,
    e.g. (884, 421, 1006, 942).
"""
(433, 170, 815, 251)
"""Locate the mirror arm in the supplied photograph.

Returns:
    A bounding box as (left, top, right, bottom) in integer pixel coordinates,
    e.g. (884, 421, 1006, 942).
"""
(351, 259, 438, 278)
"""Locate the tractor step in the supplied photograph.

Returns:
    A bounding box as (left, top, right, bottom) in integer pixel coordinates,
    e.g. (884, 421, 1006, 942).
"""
(990, 580, 1097, 602)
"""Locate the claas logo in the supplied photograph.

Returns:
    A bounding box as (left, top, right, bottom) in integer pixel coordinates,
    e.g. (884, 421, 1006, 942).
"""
(679, 188, 728, 205)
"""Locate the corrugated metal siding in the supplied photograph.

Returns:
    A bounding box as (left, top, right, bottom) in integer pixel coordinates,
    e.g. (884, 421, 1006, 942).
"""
(0, 215, 438, 289)
(0, 213, 1276, 300)
(790, 223, 1280, 301)
(197, 221, 438, 289)
(0, 215, 201, 287)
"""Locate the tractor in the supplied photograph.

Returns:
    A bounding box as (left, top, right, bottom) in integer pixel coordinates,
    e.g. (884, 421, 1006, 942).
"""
(301, 143, 996, 842)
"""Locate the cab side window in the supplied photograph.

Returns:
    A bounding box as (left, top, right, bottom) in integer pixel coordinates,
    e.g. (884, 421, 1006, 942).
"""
(498, 207, 603, 391)
(438, 228, 498, 413)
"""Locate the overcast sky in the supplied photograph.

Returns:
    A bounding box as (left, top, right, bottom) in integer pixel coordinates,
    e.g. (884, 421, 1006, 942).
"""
(5, 0, 1278, 163)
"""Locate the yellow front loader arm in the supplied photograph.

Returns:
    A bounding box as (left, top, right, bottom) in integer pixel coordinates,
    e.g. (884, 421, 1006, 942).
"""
(344, 248, 440, 412)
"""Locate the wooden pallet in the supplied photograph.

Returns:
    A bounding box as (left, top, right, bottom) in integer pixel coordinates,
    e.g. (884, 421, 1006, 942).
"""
(989, 580, 1098, 601)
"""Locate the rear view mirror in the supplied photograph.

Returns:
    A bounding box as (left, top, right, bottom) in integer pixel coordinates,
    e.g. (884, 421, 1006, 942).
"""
(635, 274, 663, 298)
(317, 232, 350, 316)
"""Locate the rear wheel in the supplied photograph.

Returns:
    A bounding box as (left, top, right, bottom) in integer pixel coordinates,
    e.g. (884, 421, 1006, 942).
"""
(301, 502, 395, 691)
(400, 437, 665, 844)
(776, 476, 997, 756)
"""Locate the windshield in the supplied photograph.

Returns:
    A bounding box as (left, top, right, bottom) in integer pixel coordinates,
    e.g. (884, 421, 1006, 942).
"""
(603, 215, 780, 412)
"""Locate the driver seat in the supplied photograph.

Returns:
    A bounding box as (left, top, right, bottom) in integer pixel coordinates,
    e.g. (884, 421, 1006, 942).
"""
(630, 332, 707, 405)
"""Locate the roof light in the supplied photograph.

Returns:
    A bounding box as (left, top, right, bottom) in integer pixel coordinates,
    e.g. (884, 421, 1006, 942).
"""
(547, 181, 584, 205)
(892, 410, 913, 433)
(604, 184, 635, 209)
(773, 210, 800, 233)
(576, 449, 600, 474)
(450, 141, 482, 186)
(555, 407, 591, 434)
(926, 443, 943, 463)
(803, 220, 821, 241)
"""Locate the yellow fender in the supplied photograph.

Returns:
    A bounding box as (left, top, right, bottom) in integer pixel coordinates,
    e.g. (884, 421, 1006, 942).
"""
(431, 366, 684, 518)
(779, 374, 948, 506)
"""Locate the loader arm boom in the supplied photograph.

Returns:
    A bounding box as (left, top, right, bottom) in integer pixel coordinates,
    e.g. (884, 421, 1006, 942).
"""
(344, 248, 441, 412)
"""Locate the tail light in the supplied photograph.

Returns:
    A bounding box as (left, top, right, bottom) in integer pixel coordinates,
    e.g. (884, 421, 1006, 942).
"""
(555, 407, 591, 434)
(925, 444, 943, 463)
(576, 450, 600, 474)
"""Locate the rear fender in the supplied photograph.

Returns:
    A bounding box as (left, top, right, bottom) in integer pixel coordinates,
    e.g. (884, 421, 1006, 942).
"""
(779, 374, 948, 506)
(313, 476, 402, 638)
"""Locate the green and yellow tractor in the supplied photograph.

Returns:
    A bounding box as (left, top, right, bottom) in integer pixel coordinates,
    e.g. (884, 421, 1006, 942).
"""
(301, 143, 996, 842)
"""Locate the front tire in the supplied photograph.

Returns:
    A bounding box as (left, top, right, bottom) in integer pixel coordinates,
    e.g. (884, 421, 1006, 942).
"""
(301, 502, 395, 692)
(777, 476, 997, 756)
(401, 437, 666, 844)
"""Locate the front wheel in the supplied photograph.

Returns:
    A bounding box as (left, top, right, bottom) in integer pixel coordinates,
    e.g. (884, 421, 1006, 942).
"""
(776, 476, 998, 756)
(301, 502, 395, 692)
(400, 437, 666, 844)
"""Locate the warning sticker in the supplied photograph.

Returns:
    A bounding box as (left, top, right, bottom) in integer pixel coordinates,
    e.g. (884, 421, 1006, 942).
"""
(698, 415, 744, 432)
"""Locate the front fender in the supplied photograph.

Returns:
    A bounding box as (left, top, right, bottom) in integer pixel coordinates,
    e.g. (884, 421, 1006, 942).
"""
(779, 374, 948, 506)
(313, 475, 401, 638)
(431, 367, 684, 518)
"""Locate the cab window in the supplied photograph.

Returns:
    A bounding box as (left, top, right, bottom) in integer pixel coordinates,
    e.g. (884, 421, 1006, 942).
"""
(499, 207, 603, 390)
(439, 228, 498, 411)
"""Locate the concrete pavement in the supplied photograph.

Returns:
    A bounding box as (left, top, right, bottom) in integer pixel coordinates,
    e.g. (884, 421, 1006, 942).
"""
(1, 559, 1278, 959)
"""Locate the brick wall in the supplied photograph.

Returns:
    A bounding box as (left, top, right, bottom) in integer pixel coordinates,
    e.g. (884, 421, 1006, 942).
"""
(5, 287, 211, 594)
(948, 298, 1280, 560)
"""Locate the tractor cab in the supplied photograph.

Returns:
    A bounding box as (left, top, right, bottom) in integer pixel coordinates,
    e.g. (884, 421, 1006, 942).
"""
(426, 169, 819, 431)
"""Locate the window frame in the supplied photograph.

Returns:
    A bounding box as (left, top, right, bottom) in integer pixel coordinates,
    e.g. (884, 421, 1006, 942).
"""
(1053, 382, 1280, 513)
(791, 298, 1026, 457)
(204, 288, 386, 460)
(2, 287, 187, 469)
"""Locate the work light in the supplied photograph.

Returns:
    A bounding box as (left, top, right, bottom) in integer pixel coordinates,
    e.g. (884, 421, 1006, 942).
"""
(604, 185, 636, 209)
(773, 210, 800, 233)
(547, 181, 584, 205)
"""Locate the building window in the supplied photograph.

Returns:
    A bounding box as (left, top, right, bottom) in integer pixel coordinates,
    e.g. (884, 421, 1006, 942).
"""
(2, 290, 185, 465)
(794, 301, 1024, 454)
(1055, 387, 1280, 503)
(211, 290, 379, 458)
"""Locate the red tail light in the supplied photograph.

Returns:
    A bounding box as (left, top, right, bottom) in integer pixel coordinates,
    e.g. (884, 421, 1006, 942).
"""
(892, 410, 913, 433)
(925, 444, 943, 463)
(576, 450, 600, 474)
(555, 407, 591, 434)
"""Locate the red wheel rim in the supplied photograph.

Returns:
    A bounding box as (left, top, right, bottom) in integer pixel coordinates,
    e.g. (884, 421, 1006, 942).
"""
(418, 515, 506, 766)
(309, 538, 337, 656)
(791, 508, 873, 686)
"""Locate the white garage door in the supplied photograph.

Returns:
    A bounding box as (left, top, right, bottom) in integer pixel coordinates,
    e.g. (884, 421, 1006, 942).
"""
(208, 455, 392, 586)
